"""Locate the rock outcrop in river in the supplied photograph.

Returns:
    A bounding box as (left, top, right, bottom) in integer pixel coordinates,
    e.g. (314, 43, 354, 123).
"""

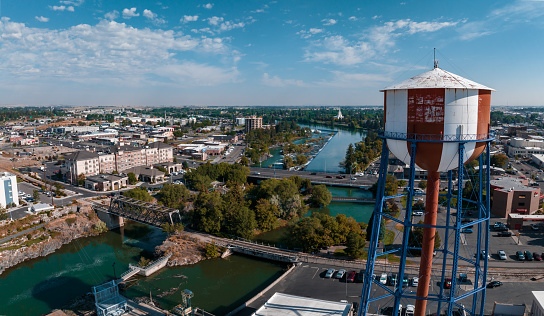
(155, 233, 205, 266)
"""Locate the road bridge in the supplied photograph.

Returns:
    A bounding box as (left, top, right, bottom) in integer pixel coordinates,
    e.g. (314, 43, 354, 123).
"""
(247, 167, 377, 188)
(92, 195, 182, 229)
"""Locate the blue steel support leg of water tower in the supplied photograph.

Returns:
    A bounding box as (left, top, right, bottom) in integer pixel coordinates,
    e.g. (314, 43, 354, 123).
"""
(437, 169, 453, 315)
(472, 153, 485, 313)
(479, 142, 491, 316)
(393, 142, 417, 315)
(447, 143, 465, 316)
(360, 141, 391, 316)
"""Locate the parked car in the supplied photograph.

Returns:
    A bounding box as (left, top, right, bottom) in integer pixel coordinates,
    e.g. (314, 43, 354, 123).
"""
(325, 268, 335, 278)
(498, 250, 507, 260)
(498, 231, 512, 237)
(480, 250, 490, 260)
(461, 228, 473, 234)
(534, 252, 542, 261)
(411, 277, 419, 287)
(496, 226, 509, 232)
(493, 222, 506, 229)
(516, 251, 525, 261)
(402, 276, 409, 287)
(380, 273, 388, 284)
(531, 224, 540, 231)
(487, 281, 503, 288)
(326, 175, 333, 178)
(347, 271, 356, 283)
(406, 305, 415, 316)
(413, 211, 424, 216)
(388, 274, 397, 286)
(525, 251, 534, 261)
(444, 277, 452, 289)
(356, 270, 365, 283)
(336, 269, 346, 279)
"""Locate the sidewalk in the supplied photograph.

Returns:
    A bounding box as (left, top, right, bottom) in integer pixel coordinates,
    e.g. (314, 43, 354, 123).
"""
(0, 222, 46, 244)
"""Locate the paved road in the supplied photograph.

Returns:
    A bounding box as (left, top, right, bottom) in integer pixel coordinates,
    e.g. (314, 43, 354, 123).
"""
(0, 222, 46, 244)
(248, 167, 378, 187)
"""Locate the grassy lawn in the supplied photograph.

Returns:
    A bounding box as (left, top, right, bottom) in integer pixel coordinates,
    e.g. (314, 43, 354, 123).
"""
(23, 235, 49, 247)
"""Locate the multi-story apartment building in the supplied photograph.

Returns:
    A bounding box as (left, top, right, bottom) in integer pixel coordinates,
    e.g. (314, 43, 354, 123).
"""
(65, 142, 173, 184)
(245, 115, 263, 133)
(0, 172, 19, 208)
(65, 151, 100, 183)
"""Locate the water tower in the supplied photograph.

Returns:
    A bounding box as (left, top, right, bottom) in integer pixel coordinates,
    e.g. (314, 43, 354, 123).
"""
(360, 61, 494, 316)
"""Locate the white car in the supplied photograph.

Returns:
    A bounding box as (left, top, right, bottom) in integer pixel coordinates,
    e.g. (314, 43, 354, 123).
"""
(498, 250, 507, 260)
(380, 273, 388, 284)
(411, 277, 419, 287)
(406, 305, 415, 316)
(336, 269, 346, 279)
(413, 211, 424, 216)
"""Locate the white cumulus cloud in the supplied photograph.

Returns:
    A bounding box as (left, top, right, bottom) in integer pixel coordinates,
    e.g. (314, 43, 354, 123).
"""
(348, 16, 357, 21)
(207, 16, 223, 26)
(104, 10, 119, 20)
(262, 73, 308, 87)
(35, 16, 49, 22)
(203, 3, 213, 9)
(182, 15, 199, 23)
(0, 17, 239, 87)
(122, 8, 139, 19)
(143, 9, 165, 24)
(322, 18, 337, 26)
(305, 19, 459, 66)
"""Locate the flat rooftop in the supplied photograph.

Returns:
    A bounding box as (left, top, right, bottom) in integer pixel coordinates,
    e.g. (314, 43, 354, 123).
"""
(491, 177, 535, 192)
(252, 292, 351, 316)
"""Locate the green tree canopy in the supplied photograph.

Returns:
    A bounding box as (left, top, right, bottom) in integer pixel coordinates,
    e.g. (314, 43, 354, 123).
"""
(127, 172, 138, 185)
(308, 184, 332, 207)
(157, 183, 189, 210)
(122, 187, 153, 202)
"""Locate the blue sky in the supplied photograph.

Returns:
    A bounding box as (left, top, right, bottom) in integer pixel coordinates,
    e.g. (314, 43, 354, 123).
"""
(0, 0, 543, 107)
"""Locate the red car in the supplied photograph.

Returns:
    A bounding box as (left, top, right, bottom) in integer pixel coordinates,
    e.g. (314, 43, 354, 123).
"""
(347, 271, 356, 283)
(444, 277, 452, 289)
(534, 252, 542, 261)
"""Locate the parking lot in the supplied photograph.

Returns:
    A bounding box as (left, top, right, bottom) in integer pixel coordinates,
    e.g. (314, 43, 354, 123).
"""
(236, 261, 543, 316)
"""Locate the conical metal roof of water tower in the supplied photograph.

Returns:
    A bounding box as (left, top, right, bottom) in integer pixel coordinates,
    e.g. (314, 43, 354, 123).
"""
(381, 62, 495, 91)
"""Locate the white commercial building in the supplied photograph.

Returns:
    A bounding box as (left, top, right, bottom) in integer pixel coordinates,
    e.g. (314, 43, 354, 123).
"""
(0, 172, 19, 208)
(252, 293, 353, 316)
(532, 291, 544, 316)
(508, 137, 544, 157)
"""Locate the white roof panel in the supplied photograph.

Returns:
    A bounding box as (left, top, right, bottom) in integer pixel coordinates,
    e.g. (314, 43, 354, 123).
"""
(382, 67, 495, 91)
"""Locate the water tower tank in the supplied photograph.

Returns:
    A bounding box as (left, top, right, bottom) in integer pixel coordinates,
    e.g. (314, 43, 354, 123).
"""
(383, 64, 494, 172)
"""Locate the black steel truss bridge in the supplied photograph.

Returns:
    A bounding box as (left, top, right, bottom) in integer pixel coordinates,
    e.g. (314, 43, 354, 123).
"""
(93, 195, 182, 228)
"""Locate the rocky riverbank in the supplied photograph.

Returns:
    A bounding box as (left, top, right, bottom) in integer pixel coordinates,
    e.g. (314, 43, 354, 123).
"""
(155, 233, 206, 266)
(0, 204, 106, 275)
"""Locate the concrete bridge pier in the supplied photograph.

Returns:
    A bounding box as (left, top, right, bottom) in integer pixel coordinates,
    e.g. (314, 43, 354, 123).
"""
(95, 208, 125, 229)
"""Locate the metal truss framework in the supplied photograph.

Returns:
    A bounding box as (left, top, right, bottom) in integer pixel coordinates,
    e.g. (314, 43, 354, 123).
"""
(359, 133, 493, 316)
(108, 195, 182, 228)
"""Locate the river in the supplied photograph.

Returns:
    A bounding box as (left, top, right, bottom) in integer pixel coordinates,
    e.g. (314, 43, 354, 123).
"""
(256, 124, 366, 174)
(0, 223, 285, 316)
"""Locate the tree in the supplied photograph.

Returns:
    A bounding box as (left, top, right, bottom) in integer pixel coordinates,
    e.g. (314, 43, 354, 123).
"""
(418, 180, 427, 190)
(491, 153, 508, 167)
(33, 189, 40, 201)
(224, 206, 256, 239)
(192, 191, 223, 234)
(182, 161, 189, 169)
(157, 183, 189, 209)
(240, 156, 250, 166)
(173, 130, 184, 138)
(204, 241, 220, 258)
(77, 173, 86, 186)
(296, 154, 308, 166)
(345, 232, 366, 259)
(366, 212, 386, 242)
(308, 184, 332, 207)
(127, 172, 138, 185)
(122, 187, 153, 202)
(254, 199, 279, 231)
(0, 208, 7, 220)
